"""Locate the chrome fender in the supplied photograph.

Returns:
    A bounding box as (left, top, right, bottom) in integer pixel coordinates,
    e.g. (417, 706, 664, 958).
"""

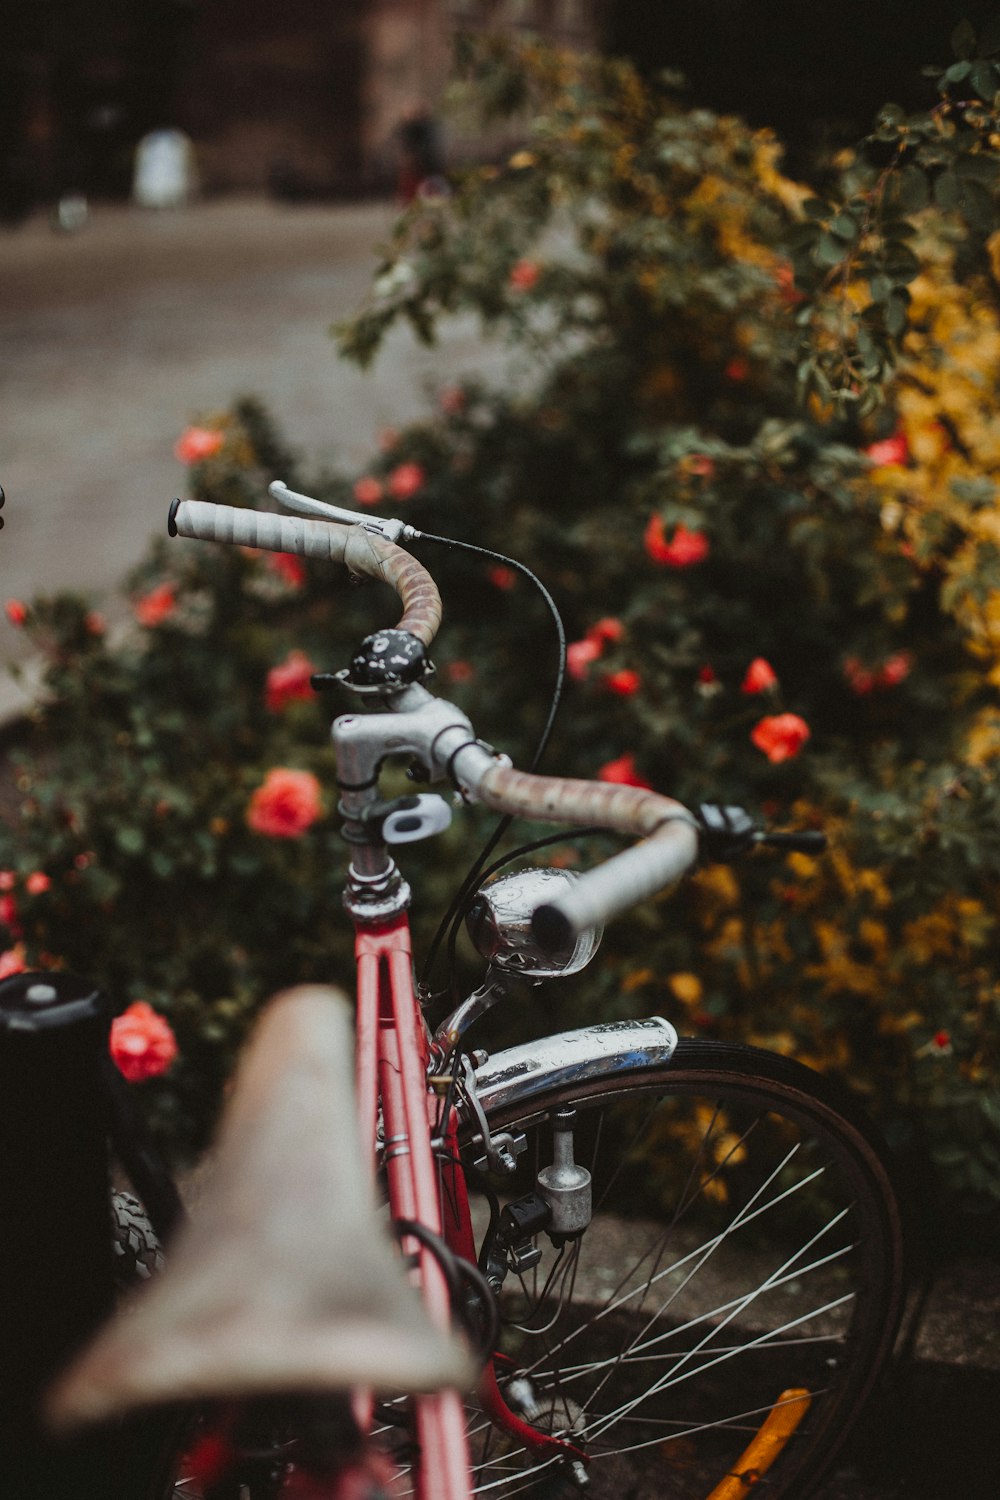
(469, 1015, 679, 1122)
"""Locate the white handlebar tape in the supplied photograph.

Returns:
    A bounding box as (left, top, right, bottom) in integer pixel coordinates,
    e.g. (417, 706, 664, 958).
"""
(169, 499, 442, 644)
(532, 819, 700, 946)
(472, 762, 700, 941)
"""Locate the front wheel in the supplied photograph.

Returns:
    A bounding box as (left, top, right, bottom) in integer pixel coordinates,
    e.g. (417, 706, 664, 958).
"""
(461, 1039, 905, 1499)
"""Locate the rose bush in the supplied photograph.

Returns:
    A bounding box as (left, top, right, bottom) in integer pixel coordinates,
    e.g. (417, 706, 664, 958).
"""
(2, 38, 1000, 1242)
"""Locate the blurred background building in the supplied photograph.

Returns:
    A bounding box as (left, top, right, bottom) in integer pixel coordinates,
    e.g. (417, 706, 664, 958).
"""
(1, 0, 993, 223)
(0, 0, 601, 221)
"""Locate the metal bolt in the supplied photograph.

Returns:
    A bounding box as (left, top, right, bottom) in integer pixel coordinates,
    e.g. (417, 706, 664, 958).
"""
(23, 984, 58, 1007)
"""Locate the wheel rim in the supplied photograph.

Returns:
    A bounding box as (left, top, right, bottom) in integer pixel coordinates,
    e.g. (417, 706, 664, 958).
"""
(456, 1066, 901, 1499)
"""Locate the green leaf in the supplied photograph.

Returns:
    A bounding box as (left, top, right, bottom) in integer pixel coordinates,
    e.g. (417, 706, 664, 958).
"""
(951, 20, 978, 61)
(934, 170, 998, 230)
(814, 232, 847, 268)
(955, 152, 1000, 183)
(886, 165, 930, 215)
(960, 178, 998, 232)
(943, 60, 973, 84)
(981, 14, 1000, 57)
(829, 212, 860, 243)
(858, 386, 886, 417)
(791, 249, 817, 284)
(933, 170, 963, 210)
(969, 60, 1000, 100)
(882, 242, 921, 282)
(115, 827, 145, 856)
(885, 292, 910, 338)
(981, 1093, 1000, 1132)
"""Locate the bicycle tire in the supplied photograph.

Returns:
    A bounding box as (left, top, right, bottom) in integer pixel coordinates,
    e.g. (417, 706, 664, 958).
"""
(100, 1193, 199, 1500)
(112, 1191, 166, 1291)
(452, 1037, 905, 1500)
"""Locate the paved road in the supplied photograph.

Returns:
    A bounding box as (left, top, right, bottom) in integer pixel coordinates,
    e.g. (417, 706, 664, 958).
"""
(0, 196, 507, 718)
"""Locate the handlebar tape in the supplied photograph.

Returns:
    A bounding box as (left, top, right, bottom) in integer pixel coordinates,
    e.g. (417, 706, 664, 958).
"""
(169, 499, 442, 646)
(475, 764, 700, 940)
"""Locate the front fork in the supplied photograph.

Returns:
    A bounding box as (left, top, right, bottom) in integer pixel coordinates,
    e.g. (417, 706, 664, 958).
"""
(354, 912, 592, 1491)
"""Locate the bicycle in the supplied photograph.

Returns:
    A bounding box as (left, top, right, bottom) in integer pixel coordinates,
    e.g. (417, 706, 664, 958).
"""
(46, 484, 906, 1500)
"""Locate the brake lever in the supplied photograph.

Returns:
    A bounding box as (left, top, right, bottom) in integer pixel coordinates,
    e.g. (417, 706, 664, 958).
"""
(752, 829, 828, 854)
(269, 479, 419, 545)
(695, 804, 827, 861)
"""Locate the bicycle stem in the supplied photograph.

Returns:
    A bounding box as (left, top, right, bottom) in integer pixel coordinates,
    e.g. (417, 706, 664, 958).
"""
(332, 679, 701, 943)
(333, 685, 500, 922)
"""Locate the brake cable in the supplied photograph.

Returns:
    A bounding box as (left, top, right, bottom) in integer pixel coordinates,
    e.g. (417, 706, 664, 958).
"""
(412, 532, 568, 996)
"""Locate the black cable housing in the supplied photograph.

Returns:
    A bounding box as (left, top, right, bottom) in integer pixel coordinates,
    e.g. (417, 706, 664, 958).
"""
(412, 532, 568, 996)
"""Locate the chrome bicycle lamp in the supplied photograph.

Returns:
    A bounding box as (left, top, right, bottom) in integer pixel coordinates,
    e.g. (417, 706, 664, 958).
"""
(466, 868, 603, 979)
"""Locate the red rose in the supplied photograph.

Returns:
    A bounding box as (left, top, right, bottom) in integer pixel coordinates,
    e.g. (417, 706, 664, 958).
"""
(0, 893, 19, 933)
(353, 476, 384, 507)
(741, 657, 778, 694)
(444, 659, 475, 684)
(134, 582, 177, 628)
(750, 713, 811, 764)
(0, 946, 27, 980)
(266, 552, 307, 589)
(247, 768, 323, 838)
(774, 261, 805, 306)
(110, 1001, 178, 1083)
(587, 617, 625, 646)
(488, 565, 517, 591)
(174, 426, 225, 465)
(680, 454, 715, 478)
(25, 871, 50, 895)
(844, 651, 912, 694)
(597, 752, 653, 789)
(265, 650, 317, 712)
(864, 432, 909, 468)
(877, 651, 912, 687)
(644, 517, 709, 567)
(843, 657, 876, 695)
(725, 358, 749, 382)
(387, 462, 425, 501)
(5, 600, 27, 627)
(0, 871, 14, 891)
(567, 638, 602, 681)
(508, 259, 540, 292)
(604, 669, 642, 696)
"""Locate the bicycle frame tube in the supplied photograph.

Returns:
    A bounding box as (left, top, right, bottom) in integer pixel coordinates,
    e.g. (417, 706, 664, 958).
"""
(354, 914, 472, 1500)
(355, 915, 597, 1489)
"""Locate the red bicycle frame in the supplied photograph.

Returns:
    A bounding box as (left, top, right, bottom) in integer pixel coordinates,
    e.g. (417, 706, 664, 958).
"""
(355, 915, 472, 1500)
(354, 911, 584, 1499)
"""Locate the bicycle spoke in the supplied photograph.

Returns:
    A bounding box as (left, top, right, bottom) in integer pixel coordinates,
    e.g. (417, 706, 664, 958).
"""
(456, 1050, 902, 1498)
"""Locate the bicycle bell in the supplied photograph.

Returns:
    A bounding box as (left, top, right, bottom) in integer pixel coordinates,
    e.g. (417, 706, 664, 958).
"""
(465, 868, 603, 979)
